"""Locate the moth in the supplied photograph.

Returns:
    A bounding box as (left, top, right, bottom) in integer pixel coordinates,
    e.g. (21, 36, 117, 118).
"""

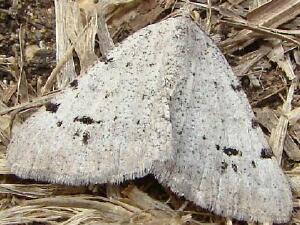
(151, 17, 292, 223)
(7, 16, 292, 223)
(7, 22, 176, 184)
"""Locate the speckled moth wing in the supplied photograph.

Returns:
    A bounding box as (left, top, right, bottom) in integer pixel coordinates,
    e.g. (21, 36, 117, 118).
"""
(153, 17, 292, 223)
(7, 18, 188, 185)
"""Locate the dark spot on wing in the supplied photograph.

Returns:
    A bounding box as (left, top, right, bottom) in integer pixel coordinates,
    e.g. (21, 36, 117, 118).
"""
(73, 129, 81, 139)
(202, 135, 206, 140)
(260, 148, 273, 159)
(45, 102, 60, 113)
(251, 118, 259, 129)
(232, 164, 237, 172)
(221, 161, 228, 173)
(82, 131, 90, 145)
(57, 121, 63, 127)
(206, 42, 212, 48)
(231, 84, 242, 92)
(104, 57, 114, 64)
(69, 79, 78, 89)
(142, 94, 147, 100)
(251, 160, 256, 168)
(74, 116, 102, 125)
(223, 147, 241, 156)
(216, 144, 220, 150)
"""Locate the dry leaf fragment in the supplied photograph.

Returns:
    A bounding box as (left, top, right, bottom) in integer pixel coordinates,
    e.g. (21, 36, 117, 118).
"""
(65, 1, 98, 70)
(220, 0, 300, 53)
(16, 25, 29, 104)
(254, 107, 300, 161)
(287, 107, 300, 125)
(233, 45, 271, 77)
(54, 0, 77, 89)
(269, 83, 295, 163)
(267, 41, 296, 81)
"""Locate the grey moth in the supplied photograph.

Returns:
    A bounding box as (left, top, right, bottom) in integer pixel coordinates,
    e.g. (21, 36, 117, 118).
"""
(7, 16, 292, 223)
(152, 17, 292, 224)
